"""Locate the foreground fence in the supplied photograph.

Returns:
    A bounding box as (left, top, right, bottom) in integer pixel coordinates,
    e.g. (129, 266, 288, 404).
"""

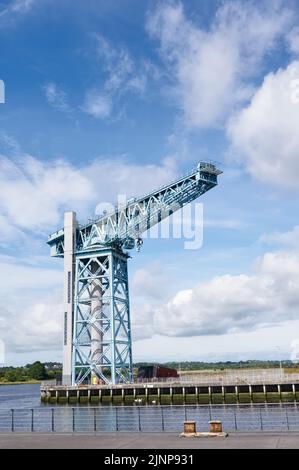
(0, 404, 299, 433)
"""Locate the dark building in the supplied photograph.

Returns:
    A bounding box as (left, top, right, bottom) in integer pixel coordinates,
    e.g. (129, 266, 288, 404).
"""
(137, 365, 178, 380)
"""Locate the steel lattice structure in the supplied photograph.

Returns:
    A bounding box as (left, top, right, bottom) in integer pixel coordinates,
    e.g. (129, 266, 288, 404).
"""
(48, 162, 222, 385)
(72, 249, 132, 385)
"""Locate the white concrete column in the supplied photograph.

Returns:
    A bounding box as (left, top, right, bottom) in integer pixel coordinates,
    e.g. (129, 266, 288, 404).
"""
(63, 211, 76, 385)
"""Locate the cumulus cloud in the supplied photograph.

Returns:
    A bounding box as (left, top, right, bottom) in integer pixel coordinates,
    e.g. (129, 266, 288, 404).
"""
(147, 0, 296, 128)
(0, 150, 178, 354)
(0, 155, 93, 232)
(132, 262, 174, 301)
(132, 248, 299, 340)
(287, 27, 299, 54)
(0, 296, 62, 353)
(0, 254, 63, 353)
(260, 226, 299, 247)
(83, 34, 149, 119)
(228, 61, 299, 189)
(0, 152, 177, 236)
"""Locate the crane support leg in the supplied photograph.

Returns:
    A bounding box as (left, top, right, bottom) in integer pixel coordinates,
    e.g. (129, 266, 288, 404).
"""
(72, 249, 133, 385)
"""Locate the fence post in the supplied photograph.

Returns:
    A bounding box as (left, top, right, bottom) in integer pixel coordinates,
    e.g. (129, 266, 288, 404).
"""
(138, 406, 141, 432)
(11, 409, 14, 432)
(161, 406, 165, 432)
(51, 409, 55, 432)
(94, 408, 97, 433)
(31, 409, 34, 432)
(115, 407, 118, 431)
(184, 406, 187, 421)
(209, 404, 212, 421)
(286, 408, 290, 431)
(72, 408, 75, 432)
(234, 408, 238, 431)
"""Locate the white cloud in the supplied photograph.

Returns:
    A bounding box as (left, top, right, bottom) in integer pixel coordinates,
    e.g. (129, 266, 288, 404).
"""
(95, 34, 147, 95)
(0, 155, 93, 232)
(132, 262, 173, 301)
(83, 90, 112, 119)
(0, 153, 177, 236)
(132, 247, 299, 340)
(0, 255, 63, 354)
(147, 0, 296, 128)
(0, 0, 36, 25)
(0, 295, 62, 353)
(288, 27, 299, 54)
(0, 214, 25, 245)
(228, 61, 299, 189)
(83, 34, 148, 119)
(8, 0, 35, 14)
(83, 156, 177, 202)
(0, 259, 61, 292)
(260, 226, 299, 247)
(0, 135, 180, 357)
(43, 82, 72, 114)
(0, 150, 178, 355)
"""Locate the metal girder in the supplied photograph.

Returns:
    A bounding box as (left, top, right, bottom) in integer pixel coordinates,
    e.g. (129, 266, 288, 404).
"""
(72, 249, 132, 385)
(47, 162, 222, 256)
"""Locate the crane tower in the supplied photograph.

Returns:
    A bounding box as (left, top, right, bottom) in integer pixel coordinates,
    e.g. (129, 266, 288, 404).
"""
(48, 162, 222, 385)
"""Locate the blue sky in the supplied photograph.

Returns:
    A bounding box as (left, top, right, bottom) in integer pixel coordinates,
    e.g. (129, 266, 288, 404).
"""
(1, 0, 299, 365)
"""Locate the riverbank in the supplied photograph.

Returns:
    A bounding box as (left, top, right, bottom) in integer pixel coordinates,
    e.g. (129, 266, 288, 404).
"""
(0, 381, 39, 386)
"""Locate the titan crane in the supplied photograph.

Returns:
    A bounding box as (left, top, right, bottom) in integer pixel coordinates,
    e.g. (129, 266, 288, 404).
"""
(48, 162, 222, 386)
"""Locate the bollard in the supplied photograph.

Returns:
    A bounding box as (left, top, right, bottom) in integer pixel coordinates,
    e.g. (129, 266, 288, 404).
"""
(183, 421, 196, 434)
(180, 419, 227, 438)
(209, 420, 222, 433)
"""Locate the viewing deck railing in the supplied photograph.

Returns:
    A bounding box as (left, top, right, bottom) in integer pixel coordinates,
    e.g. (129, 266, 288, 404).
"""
(0, 404, 299, 433)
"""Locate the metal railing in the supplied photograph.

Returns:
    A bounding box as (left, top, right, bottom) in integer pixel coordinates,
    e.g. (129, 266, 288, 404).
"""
(0, 404, 299, 433)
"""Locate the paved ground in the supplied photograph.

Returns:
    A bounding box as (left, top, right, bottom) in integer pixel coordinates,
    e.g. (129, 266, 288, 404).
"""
(0, 432, 299, 449)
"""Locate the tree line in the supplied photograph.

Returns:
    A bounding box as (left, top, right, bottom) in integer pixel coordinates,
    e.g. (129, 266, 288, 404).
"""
(0, 362, 62, 383)
(1, 360, 297, 383)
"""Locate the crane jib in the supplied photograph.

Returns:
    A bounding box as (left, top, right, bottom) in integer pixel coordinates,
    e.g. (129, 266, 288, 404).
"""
(48, 161, 222, 256)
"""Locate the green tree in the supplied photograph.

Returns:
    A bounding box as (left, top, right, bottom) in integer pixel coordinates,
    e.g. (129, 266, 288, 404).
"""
(27, 362, 47, 380)
(4, 370, 18, 382)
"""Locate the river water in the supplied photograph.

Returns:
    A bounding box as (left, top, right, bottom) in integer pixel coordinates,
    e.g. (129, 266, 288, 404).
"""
(1, 384, 299, 433)
(0, 384, 41, 409)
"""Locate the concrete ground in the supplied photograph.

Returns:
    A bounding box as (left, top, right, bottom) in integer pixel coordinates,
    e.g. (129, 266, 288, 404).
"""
(0, 432, 299, 449)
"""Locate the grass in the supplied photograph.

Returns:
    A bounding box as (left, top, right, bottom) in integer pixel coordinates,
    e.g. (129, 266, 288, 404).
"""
(0, 380, 40, 385)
